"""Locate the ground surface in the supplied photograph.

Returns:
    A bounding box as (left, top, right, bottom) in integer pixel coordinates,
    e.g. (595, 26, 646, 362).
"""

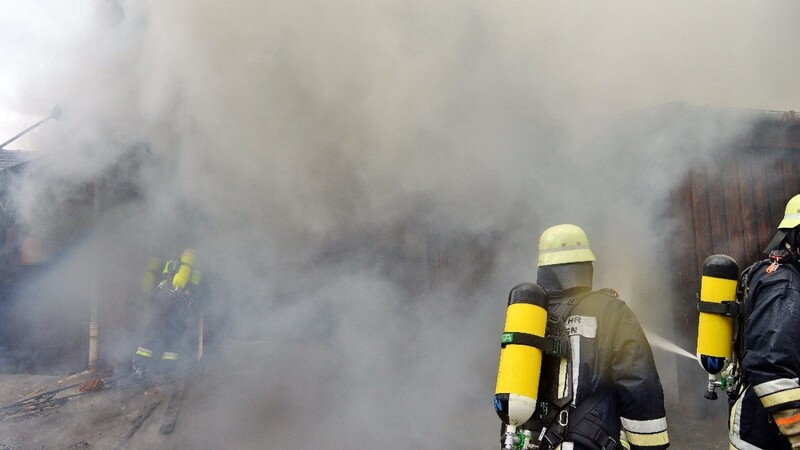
(0, 371, 202, 450)
(666, 403, 728, 450)
(0, 371, 729, 450)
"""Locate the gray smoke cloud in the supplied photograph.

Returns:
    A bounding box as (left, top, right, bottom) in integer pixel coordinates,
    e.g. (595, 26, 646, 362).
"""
(2, 0, 800, 448)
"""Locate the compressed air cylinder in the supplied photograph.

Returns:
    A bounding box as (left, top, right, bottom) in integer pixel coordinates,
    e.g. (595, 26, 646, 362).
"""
(696, 254, 739, 375)
(172, 248, 196, 290)
(494, 283, 548, 428)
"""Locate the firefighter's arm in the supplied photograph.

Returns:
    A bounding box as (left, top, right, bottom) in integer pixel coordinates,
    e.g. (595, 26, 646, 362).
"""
(745, 282, 800, 447)
(610, 303, 669, 450)
(772, 408, 800, 449)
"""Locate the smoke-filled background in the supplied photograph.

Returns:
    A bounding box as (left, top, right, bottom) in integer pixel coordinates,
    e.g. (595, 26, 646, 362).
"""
(1, 1, 800, 448)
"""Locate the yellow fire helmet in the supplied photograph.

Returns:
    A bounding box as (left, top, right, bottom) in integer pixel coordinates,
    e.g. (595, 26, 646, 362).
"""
(779, 194, 800, 230)
(537, 224, 597, 267)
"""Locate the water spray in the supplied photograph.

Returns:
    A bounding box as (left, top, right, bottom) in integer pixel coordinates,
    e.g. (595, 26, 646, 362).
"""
(645, 331, 695, 361)
(0, 105, 61, 150)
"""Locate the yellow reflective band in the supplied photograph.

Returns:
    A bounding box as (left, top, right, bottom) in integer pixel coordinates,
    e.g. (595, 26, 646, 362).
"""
(759, 387, 800, 409)
(621, 417, 668, 434)
(135, 347, 153, 358)
(754, 378, 800, 397)
(618, 430, 631, 450)
(162, 352, 178, 360)
(624, 430, 669, 447)
(557, 357, 568, 399)
(540, 244, 586, 255)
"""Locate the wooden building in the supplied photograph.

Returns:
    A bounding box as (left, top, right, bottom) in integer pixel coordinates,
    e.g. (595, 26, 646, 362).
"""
(0, 148, 143, 374)
(668, 111, 800, 413)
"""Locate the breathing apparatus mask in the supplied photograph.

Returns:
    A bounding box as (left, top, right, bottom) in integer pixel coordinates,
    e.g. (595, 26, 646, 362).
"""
(783, 227, 800, 253)
(536, 263, 593, 296)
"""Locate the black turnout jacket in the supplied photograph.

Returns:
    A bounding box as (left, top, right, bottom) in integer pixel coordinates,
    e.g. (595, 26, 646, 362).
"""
(729, 259, 800, 450)
(540, 288, 669, 450)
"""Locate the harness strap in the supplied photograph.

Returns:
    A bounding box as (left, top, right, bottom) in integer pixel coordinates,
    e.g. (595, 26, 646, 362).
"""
(500, 332, 569, 358)
(696, 300, 740, 317)
(542, 390, 614, 449)
(569, 414, 618, 450)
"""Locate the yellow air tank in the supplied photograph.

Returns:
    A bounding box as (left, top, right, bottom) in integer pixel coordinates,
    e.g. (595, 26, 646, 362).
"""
(172, 248, 196, 290)
(696, 254, 739, 375)
(494, 282, 548, 430)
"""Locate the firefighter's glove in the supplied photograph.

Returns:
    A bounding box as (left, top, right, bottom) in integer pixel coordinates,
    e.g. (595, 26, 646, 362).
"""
(774, 408, 800, 448)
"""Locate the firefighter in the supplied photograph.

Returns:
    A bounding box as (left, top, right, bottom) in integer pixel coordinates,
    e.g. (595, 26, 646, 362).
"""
(507, 224, 669, 449)
(133, 248, 204, 381)
(728, 194, 800, 450)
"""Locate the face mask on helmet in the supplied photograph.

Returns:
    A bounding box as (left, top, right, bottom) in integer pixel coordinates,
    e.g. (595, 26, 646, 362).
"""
(536, 262, 593, 295)
(785, 227, 800, 251)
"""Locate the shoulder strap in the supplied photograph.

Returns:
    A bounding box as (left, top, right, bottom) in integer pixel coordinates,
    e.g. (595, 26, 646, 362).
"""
(550, 288, 596, 319)
(541, 389, 615, 449)
(544, 290, 592, 360)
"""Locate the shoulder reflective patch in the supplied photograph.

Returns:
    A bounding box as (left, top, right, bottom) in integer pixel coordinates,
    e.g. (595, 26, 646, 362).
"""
(564, 315, 597, 339)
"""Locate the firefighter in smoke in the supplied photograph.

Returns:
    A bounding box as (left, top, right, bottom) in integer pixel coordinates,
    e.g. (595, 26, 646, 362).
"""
(728, 194, 800, 450)
(497, 224, 669, 449)
(133, 248, 205, 381)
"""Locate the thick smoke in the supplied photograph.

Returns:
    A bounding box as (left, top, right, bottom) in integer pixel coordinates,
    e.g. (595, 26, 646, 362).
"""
(2, 1, 800, 448)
